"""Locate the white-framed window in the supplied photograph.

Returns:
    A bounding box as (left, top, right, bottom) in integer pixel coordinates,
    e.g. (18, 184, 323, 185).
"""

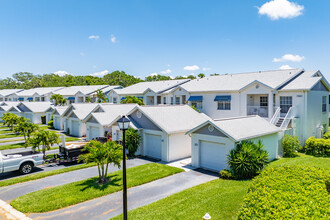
(280, 96, 292, 113)
(113, 97, 117, 104)
(163, 97, 166, 105)
(322, 96, 327, 112)
(175, 97, 180, 105)
(170, 97, 174, 105)
(191, 101, 202, 109)
(217, 101, 231, 110)
(260, 96, 268, 107)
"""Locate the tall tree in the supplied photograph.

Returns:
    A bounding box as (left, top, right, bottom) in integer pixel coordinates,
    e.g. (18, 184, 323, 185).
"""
(103, 71, 143, 87)
(51, 94, 66, 106)
(145, 74, 172, 81)
(79, 140, 123, 184)
(96, 89, 108, 103)
(198, 73, 205, 78)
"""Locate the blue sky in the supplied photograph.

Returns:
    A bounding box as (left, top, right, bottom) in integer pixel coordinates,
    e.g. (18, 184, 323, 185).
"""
(0, 0, 330, 79)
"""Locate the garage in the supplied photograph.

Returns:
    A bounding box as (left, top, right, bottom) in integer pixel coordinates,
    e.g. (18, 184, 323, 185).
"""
(144, 133, 162, 159)
(200, 140, 227, 172)
(71, 121, 80, 137)
(89, 126, 100, 140)
(187, 116, 281, 172)
(54, 116, 61, 130)
(25, 113, 33, 122)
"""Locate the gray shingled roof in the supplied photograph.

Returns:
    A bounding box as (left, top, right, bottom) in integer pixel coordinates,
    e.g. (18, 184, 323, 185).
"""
(114, 79, 190, 95)
(133, 105, 210, 134)
(16, 87, 63, 96)
(53, 85, 111, 96)
(177, 69, 304, 93)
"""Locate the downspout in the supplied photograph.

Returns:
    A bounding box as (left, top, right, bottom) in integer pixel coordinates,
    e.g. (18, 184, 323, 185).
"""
(303, 90, 308, 144)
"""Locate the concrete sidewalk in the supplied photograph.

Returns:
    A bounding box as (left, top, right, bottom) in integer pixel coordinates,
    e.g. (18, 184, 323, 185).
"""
(29, 170, 217, 220)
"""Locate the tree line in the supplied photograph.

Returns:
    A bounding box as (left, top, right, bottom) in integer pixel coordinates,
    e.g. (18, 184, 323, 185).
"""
(0, 71, 208, 90)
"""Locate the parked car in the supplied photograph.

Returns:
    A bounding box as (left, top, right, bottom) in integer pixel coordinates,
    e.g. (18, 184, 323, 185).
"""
(0, 151, 44, 174)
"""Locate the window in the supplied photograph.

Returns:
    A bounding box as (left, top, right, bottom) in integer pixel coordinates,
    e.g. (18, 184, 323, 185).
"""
(260, 96, 268, 107)
(163, 97, 166, 105)
(170, 97, 174, 105)
(322, 96, 327, 112)
(113, 97, 117, 104)
(157, 96, 161, 105)
(191, 101, 202, 109)
(175, 97, 180, 105)
(217, 101, 231, 110)
(280, 96, 292, 113)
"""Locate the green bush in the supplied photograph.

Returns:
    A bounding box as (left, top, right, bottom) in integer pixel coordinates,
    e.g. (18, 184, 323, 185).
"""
(305, 137, 330, 157)
(323, 130, 330, 139)
(219, 169, 232, 179)
(227, 141, 269, 180)
(282, 134, 301, 157)
(125, 128, 141, 157)
(47, 120, 54, 128)
(238, 166, 330, 219)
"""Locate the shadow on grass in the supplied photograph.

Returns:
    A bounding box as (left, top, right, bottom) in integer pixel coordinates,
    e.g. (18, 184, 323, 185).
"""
(78, 174, 121, 192)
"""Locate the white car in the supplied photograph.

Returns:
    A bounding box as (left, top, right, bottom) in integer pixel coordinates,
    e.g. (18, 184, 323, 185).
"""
(0, 151, 44, 174)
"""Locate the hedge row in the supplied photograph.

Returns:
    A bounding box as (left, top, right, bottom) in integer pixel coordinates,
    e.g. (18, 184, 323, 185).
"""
(305, 137, 330, 157)
(238, 166, 330, 219)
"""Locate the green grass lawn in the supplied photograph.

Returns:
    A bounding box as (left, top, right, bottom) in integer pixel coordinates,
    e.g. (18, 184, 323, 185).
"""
(0, 137, 80, 151)
(112, 154, 330, 220)
(0, 162, 97, 188)
(11, 163, 183, 213)
(0, 138, 24, 144)
(0, 129, 12, 134)
(0, 133, 23, 139)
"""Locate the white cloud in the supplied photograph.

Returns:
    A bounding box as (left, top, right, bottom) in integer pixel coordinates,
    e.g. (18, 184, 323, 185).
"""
(279, 65, 294, 70)
(149, 73, 158, 77)
(273, 54, 305, 62)
(88, 35, 100, 40)
(90, 70, 109, 77)
(160, 69, 172, 74)
(54, 70, 71, 76)
(258, 0, 304, 20)
(202, 67, 212, 71)
(111, 34, 116, 43)
(184, 65, 200, 71)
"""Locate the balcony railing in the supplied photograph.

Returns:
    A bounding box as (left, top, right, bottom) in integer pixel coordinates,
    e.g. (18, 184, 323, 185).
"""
(247, 106, 268, 118)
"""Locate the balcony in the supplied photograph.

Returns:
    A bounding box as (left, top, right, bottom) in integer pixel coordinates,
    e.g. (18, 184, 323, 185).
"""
(247, 106, 268, 118)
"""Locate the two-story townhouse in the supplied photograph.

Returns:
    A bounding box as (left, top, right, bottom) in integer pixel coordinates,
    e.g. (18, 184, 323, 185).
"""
(169, 69, 330, 143)
(14, 87, 63, 102)
(0, 89, 24, 101)
(107, 79, 190, 105)
(51, 85, 119, 104)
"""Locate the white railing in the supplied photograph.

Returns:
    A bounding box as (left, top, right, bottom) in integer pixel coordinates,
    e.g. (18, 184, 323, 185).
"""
(280, 107, 293, 130)
(270, 107, 281, 125)
(247, 106, 268, 118)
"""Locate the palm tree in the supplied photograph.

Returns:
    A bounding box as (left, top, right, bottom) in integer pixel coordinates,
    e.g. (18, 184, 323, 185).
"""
(51, 94, 65, 106)
(124, 128, 141, 157)
(96, 89, 108, 103)
(79, 140, 123, 184)
(29, 130, 59, 156)
(120, 96, 145, 106)
(85, 96, 93, 103)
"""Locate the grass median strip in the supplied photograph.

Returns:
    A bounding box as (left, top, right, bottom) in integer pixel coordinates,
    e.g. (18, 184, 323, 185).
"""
(0, 134, 23, 139)
(0, 162, 97, 188)
(11, 163, 183, 213)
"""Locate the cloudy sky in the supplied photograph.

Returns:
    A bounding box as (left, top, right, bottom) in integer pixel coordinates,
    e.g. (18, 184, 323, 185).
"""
(0, 0, 329, 78)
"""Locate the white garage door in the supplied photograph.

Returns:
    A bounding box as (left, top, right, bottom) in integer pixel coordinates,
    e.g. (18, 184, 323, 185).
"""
(71, 121, 80, 137)
(54, 116, 61, 130)
(25, 114, 33, 123)
(200, 140, 227, 172)
(145, 133, 162, 160)
(89, 126, 100, 140)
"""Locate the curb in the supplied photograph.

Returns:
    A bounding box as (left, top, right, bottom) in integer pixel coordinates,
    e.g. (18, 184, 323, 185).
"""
(0, 199, 31, 220)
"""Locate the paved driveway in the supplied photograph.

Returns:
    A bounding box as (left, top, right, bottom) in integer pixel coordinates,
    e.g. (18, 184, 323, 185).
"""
(29, 169, 217, 220)
(0, 158, 151, 202)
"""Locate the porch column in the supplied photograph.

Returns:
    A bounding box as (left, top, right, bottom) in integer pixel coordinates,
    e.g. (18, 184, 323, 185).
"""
(268, 93, 274, 119)
(154, 96, 157, 105)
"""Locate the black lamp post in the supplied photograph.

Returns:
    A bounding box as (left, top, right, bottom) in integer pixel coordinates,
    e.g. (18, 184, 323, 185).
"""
(117, 115, 130, 220)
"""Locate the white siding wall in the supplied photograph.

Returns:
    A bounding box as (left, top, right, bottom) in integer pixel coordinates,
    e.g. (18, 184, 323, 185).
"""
(168, 132, 191, 161)
(249, 133, 279, 160)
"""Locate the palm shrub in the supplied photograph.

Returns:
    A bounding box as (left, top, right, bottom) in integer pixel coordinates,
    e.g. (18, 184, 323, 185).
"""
(125, 128, 141, 157)
(227, 141, 269, 180)
(120, 96, 145, 105)
(282, 134, 301, 157)
(79, 140, 123, 184)
(13, 120, 39, 142)
(28, 130, 59, 156)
